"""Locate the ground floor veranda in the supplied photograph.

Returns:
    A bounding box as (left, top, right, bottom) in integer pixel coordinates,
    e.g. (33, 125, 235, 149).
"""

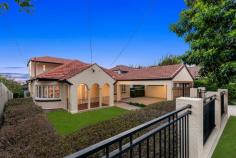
(74, 80, 193, 112)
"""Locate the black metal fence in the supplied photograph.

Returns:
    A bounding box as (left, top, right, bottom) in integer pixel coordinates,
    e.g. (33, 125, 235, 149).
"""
(203, 95, 216, 144)
(221, 92, 225, 116)
(65, 105, 192, 158)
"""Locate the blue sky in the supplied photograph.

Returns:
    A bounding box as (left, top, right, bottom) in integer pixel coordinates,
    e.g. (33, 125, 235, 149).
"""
(0, 0, 188, 74)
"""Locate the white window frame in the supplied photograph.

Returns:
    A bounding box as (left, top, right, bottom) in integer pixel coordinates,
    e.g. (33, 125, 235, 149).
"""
(43, 65, 46, 72)
(35, 84, 61, 100)
(121, 85, 126, 93)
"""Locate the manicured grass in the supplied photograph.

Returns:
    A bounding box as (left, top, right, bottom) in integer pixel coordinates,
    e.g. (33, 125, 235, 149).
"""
(229, 99, 236, 105)
(46, 107, 128, 135)
(212, 116, 236, 158)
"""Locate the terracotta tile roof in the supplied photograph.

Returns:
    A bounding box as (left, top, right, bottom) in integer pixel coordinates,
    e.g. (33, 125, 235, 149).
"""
(31, 56, 188, 81)
(101, 68, 122, 79)
(111, 65, 137, 72)
(115, 64, 185, 81)
(187, 66, 200, 79)
(37, 60, 91, 80)
(29, 56, 73, 64)
(35, 59, 118, 81)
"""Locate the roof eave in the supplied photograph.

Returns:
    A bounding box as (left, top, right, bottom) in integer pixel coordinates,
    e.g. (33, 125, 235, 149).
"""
(116, 78, 173, 81)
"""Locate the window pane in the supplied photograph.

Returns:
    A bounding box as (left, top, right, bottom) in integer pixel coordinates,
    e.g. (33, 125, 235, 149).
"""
(55, 85, 60, 98)
(38, 86, 41, 98)
(122, 85, 126, 93)
(48, 86, 54, 98)
(43, 86, 48, 98)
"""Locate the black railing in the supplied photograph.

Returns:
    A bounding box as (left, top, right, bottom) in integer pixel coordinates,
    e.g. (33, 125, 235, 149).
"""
(221, 92, 225, 116)
(203, 95, 216, 144)
(65, 105, 192, 158)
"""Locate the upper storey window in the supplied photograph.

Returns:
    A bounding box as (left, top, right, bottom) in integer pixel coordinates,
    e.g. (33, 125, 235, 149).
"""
(43, 65, 46, 72)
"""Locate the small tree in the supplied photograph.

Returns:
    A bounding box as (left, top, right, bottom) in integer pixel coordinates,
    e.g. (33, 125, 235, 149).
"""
(171, 0, 236, 86)
(0, 76, 23, 98)
(157, 55, 182, 66)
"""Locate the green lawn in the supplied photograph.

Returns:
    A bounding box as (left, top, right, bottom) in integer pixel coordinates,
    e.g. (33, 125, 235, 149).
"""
(212, 116, 236, 158)
(47, 107, 128, 135)
(229, 99, 236, 105)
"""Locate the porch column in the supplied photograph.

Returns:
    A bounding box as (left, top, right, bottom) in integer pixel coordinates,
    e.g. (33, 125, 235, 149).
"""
(166, 82, 173, 100)
(69, 85, 78, 113)
(99, 88, 102, 107)
(116, 84, 121, 101)
(110, 84, 114, 106)
(88, 89, 91, 109)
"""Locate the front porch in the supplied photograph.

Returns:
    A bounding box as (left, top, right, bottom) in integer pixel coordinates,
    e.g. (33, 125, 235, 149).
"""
(77, 83, 112, 112)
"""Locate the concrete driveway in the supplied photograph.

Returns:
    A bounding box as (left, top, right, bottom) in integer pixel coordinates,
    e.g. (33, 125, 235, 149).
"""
(228, 105, 236, 116)
(115, 102, 141, 111)
(121, 97, 166, 106)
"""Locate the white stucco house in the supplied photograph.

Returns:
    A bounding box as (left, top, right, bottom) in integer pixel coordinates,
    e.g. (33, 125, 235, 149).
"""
(28, 56, 194, 113)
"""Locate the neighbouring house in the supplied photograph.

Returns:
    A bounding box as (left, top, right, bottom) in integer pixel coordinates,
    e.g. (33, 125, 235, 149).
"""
(28, 56, 194, 113)
(187, 66, 200, 79)
(110, 65, 138, 74)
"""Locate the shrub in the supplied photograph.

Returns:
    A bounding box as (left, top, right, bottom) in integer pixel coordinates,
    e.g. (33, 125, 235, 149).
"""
(0, 98, 72, 158)
(223, 83, 236, 104)
(128, 102, 146, 107)
(3, 98, 43, 125)
(0, 76, 24, 98)
(0, 98, 175, 157)
(194, 79, 236, 104)
(194, 79, 218, 91)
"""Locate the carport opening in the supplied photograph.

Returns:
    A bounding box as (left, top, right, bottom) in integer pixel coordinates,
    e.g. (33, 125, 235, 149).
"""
(102, 83, 110, 106)
(90, 83, 100, 108)
(130, 85, 145, 98)
(145, 85, 167, 100)
(77, 84, 88, 110)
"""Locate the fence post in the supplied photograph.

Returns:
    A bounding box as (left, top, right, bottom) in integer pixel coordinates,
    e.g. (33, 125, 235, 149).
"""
(198, 87, 206, 98)
(190, 88, 198, 98)
(218, 89, 228, 118)
(176, 97, 204, 158)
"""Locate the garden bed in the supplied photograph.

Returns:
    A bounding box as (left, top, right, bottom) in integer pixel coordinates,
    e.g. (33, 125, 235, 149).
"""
(0, 98, 175, 157)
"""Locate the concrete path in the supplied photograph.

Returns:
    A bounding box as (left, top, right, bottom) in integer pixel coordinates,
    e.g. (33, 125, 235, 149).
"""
(121, 97, 165, 106)
(228, 105, 236, 116)
(115, 102, 141, 111)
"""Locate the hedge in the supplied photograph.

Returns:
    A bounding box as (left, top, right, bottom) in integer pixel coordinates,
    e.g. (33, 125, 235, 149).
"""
(0, 98, 72, 158)
(194, 79, 236, 104)
(63, 101, 175, 154)
(0, 98, 175, 157)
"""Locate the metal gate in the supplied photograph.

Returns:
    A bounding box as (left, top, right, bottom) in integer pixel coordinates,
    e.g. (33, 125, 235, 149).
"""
(173, 83, 191, 99)
(203, 95, 216, 144)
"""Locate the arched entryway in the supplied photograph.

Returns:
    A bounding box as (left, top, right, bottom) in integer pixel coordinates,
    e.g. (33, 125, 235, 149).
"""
(77, 84, 88, 110)
(90, 83, 100, 108)
(102, 83, 110, 106)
